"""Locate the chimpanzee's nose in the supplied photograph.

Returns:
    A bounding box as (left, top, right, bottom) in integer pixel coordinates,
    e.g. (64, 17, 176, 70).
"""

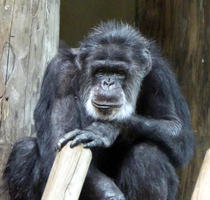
(103, 78, 114, 87)
(102, 79, 115, 89)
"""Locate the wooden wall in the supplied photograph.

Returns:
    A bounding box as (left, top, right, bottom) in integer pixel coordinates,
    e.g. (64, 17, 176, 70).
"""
(60, 0, 136, 47)
(60, 0, 210, 200)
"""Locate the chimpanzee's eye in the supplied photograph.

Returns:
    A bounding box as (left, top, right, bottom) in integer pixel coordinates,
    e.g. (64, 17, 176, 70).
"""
(97, 69, 104, 74)
(93, 68, 105, 77)
(118, 70, 126, 76)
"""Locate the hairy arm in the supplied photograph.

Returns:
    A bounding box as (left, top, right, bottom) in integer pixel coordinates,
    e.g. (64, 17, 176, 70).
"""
(124, 58, 194, 167)
(34, 48, 81, 156)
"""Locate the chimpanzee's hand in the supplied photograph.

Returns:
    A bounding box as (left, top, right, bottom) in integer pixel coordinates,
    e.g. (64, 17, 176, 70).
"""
(57, 122, 120, 150)
(57, 129, 110, 149)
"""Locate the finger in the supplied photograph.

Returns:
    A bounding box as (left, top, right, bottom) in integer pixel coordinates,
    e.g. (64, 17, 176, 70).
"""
(83, 139, 102, 148)
(57, 129, 80, 150)
(70, 134, 92, 148)
(70, 131, 97, 148)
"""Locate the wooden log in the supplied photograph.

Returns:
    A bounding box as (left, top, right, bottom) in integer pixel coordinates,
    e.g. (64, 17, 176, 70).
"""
(0, 0, 60, 199)
(42, 142, 92, 200)
(191, 149, 210, 200)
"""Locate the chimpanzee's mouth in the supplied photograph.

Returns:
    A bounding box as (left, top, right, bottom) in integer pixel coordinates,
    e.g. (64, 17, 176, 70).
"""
(92, 100, 122, 109)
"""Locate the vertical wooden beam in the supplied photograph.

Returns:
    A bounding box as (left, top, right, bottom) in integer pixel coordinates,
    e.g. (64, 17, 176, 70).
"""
(0, 0, 60, 199)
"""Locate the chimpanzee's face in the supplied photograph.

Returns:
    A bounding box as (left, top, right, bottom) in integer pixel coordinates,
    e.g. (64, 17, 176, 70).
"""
(80, 43, 152, 121)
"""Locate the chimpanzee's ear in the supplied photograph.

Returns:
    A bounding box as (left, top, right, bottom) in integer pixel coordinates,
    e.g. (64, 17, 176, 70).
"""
(71, 48, 82, 70)
(75, 47, 90, 70)
(142, 48, 152, 76)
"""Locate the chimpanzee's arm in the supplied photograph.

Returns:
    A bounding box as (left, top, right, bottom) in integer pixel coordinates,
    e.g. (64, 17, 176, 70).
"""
(33, 48, 83, 169)
(126, 61, 194, 167)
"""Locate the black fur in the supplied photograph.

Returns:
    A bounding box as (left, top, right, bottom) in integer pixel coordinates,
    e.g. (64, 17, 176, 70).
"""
(3, 22, 194, 200)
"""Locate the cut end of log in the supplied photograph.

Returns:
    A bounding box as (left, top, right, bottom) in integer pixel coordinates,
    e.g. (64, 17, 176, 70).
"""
(42, 142, 92, 200)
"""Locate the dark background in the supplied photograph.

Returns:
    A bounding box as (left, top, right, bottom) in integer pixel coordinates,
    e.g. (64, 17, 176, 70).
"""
(60, 1, 210, 199)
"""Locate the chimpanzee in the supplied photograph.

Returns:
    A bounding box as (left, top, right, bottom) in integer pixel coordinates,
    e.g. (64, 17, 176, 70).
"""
(3, 21, 194, 200)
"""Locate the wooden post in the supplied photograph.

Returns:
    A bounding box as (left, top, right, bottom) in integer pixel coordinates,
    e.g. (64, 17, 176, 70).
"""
(0, 0, 60, 199)
(42, 142, 92, 200)
(191, 149, 210, 200)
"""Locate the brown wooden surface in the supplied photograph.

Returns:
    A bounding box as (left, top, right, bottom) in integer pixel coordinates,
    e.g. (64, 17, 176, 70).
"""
(60, 0, 136, 47)
(191, 149, 210, 200)
(42, 142, 92, 200)
(0, 0, 60, 199)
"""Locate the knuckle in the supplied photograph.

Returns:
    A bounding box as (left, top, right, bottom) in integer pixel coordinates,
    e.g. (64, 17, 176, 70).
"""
(78, 133, 84, 138)
(102, 138, 110, 147)
(74, 137, 80, 142)
(73, 129, 81, 135)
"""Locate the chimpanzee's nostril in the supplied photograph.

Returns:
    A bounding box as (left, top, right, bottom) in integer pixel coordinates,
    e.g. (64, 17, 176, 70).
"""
(109, 81, 114, 86)
(103, 79, 114, 87)
(103, 80, 109, 86)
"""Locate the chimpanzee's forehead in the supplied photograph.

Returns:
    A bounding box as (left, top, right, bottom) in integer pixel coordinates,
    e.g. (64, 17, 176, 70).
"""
(91, 44, 132, 63)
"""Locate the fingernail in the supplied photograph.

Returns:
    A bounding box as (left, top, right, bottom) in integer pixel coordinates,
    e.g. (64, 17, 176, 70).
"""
(57, 142, 62, 150)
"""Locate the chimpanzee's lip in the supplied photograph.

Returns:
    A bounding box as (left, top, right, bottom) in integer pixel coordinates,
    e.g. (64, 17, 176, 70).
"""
(92, 100, 122, 109)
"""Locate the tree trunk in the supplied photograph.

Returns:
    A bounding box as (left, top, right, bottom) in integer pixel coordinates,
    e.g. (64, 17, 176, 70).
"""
(0, 0, 60, 199)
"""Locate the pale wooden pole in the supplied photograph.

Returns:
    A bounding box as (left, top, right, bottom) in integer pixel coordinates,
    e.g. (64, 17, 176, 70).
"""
(191, 149, 210, 200)
(42, 142, 92, 200)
